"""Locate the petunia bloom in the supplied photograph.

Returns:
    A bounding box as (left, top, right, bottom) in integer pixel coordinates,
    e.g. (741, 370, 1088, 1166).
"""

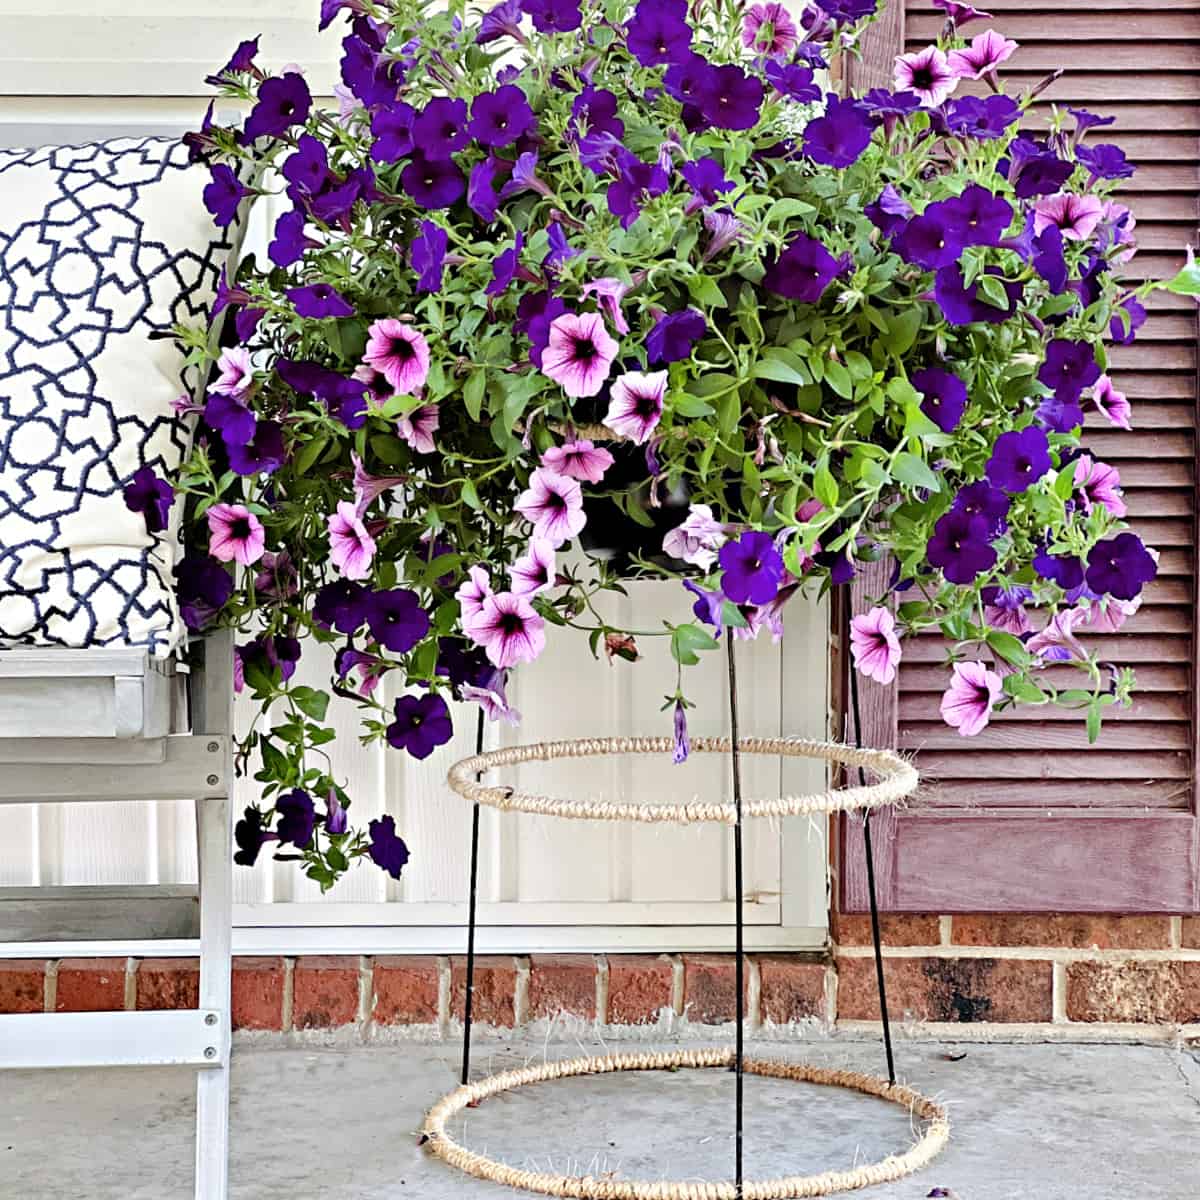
(719, 531, 784, 606)
(926, 510, 996, 584)
(203, 164, 249, 227)
(742, 3, 799, 58)
(510, 539, 556, 597)
(700, 64, 765, 132)
(542, 440, 614, 483)
(647, 309, 707, 364)
(514, 468, 587, 546)
(1032, 192, 1103, 242)
(177, 554, 234, 631)
(288, 282, 354, 319)
(327, 500, 377, 580)
(467, 590, 547, 668)
(912, 367, 968, 433)
(401, 153, 466, 209)
(1074, 455, 1127, 518)
(803, 95, 876, 168)
(982, 585, 1033, 635)
(363, 319, 431, 394)
(469, 85, 536, 147)
(396, 404, 440, 455)
(762, 232, 839, 301)
(952, 482, 1010, 535)
(123, 466, 173, 534)
(207, 503, 266, 566)
(275, 789, 316, 849)
(456, 565, 493, 624)
(212, 347, 254, 398)
(626, 0, 692, 68)
(243, 72, 312, 142)
(1085, 533, 1157, 601)
(1091, 375, 1132, 431)
(604, 370, 668, 445)
(940, 661, 1002, 736)
(1039, 339, 1100, 405)
(410, 221, 448, 293)
(662, 504, 727, 569)
(932, 0, 994, 27)
(850, 606, 902, 684)
(893, 46, 959, 107)
(672, 697, 690, 764)
(540, 311, 619, 398)
(226, 420, 286, 478)
(986, 427, 1052, 493)
(365, 588, 429, 653)
(366, 814, 410, 878)
(580, 277, 634, 334)
(946, 29, 1018, 79)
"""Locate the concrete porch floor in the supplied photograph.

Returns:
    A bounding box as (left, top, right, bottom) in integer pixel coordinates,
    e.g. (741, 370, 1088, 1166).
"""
(2, 1037, 1198, 1199)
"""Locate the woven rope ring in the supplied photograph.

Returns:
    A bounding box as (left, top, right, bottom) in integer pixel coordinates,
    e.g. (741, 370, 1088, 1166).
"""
(422, 1047, 950, 1199)
(446, 736, 918, 825)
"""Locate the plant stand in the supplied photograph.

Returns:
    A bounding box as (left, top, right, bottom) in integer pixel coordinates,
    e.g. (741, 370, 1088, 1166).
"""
(424, 632, 946, 1198)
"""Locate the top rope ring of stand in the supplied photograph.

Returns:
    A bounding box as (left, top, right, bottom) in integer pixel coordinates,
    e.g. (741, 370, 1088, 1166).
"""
(446, 736, 917, 824)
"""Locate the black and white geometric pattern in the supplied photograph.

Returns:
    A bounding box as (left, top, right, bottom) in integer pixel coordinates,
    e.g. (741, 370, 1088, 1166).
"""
(0, 137, 231, 655)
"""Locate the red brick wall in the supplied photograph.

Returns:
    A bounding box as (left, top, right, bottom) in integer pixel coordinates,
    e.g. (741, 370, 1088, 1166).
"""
(4, 921, 1197, 1033)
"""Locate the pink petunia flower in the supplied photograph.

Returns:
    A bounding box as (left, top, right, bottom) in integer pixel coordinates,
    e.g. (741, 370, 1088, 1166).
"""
(542, 439, 614, 483)
(352, 452, 407, 516)
(1032, 192, 1104, 242)
(604, 369, 668, 445)
(207, 503, 266, 566)
(742, 2, 798, 58)
(1026, 609, 1085, 662)
(362, 319, 431, 394)
(1074, 454, 1127, 518)
(211, 347, 254, 398)
(946, 29, 1018, 80)
(466, 590, 546, 668)
(514, 468, 586, 546)
(540, 311, 619, 398)
(510, 538, 556, 596)
(462, 668, 522, 725)
(327, 500, 377, 580)
(456, 565, 493, 623)
(940, 660, 1002, 736)
(662, 503, 727, 570)
(1074, 594, 1141, 635)
(580, 277, 633, 334)
(1099, 200, 1137, 263)
(336, 648, 388, 698)
(894, 46, 960, 107)
(1091, 375, 1132, 430)
(850, 606, 902, 685)
(396, 403, 440, 454)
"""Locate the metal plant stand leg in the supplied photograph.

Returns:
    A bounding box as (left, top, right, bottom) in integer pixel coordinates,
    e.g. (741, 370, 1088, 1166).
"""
(724, 629, 746, 1196)
(461, 707, 487, 1085)
(849, 663, 896, 1084)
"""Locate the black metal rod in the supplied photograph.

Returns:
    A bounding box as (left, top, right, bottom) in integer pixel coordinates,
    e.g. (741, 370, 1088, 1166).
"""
(725, 628, 744, 1195)
(460, 706, 486, 1087)
(848, 661, 896, 1085)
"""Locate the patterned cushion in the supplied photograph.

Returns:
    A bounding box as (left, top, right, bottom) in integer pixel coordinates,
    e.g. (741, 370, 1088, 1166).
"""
(0, 137, 232, 655)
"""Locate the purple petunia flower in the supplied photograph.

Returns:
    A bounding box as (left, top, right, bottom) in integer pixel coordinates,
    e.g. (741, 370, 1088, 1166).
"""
(288, 283, 354, 319)
(894, 209, 966, 270)
(468, 156, 502, 223)
(931, 0, 993, 27)
(625, 0, 691, 67)
(243, 72, 312, 142)
(207, 503, 265, 567)
(926, 510, 996, 584)
(672, 697, 690, 764)
(571, 86, 625, 138)
(123, 466, 173, 534)
(604, 370, 667, 445)
(523, 0, 581, 34)
(662, 51, 712, 112)
(865, 184, 912, 236)
(205, 37, 260, 86)
(1109, 296, 1146, 347)
(1005, 138, 1073, 199)
(680, 157, 734, 212)
(940, 661, 1001, 737)
(719, 531, 784, 606)
(701, 64, 765, 132)
(815, 0, 878, 22)
(234, 808, 273, 867)
(947, 29, 1018, 80)
(647, 309, 707, 364)
(470, 85, 536, 147)
(412, 98, 469, 159)
(367, 814, 411, 877)
(933, 264, 1021, 325)
(466, 590, 547, 667)
(944, 93, 1021, 140)
(952, 482, 1010, 535)
(176, 555, 234, 631)
(410, 221, 448, 293)
(203, 164, 249, 227)
(1076, 143, 1135, 182)
(1039, 339, 1100, 405)
(912, 367, 968, 433)
(607, 155, 670, 228)
(282, 135, 329, 197)
(236, 635, 301, 694)
(369, 102, 415, 162)
(340, 35, 404, 109)
(227, 420, 286, 477)
(268, 209, 312, 268)
(1034, 545, 1085, 591)
(987, 427, 1052, 493)
(762, 231, 839, 302)
(982, 585, 1033, 635)
(516, 291, 569, 367)
(802, 94, 876, 168)
(486, 232, 525, 298)
(276, 789, 316, 849)
(684, 579, 726, 633)
(477, 0, 525, 44)
(315, 579, 369, 635)
(939, 184, 1013, 246)
(510, 538, 556, 597)
(402, 153, 466, 209)
(1036, 395, 1084, 434)
(1085, 533, 1157, 601)
(1031, 224, 1068, 294)
(325, 792, 348, 835)
(743, 3, 798, 58)
(366, 588, 430, 653)
(893, 46, 959, 107)
(540, 311, 619, 397)
(763, 60, 821, 104)
(544, 222, 578, 271)
(515, 468, 587, 546)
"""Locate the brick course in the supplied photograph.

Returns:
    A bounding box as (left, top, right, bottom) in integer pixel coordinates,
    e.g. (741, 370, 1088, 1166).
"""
(231, 958, 286, 1031)
(0, 960, 44, 1014)
(450, 956, 516, 1027)
(55, 958, 125, 1013)
(292, 956, 360, 1030)
(1066, 961, 1200, 1024)
(951, 914, 1172, 950)
(136, 958, 199, 1010)
(529, 955, 596, 1020)
(606, 955, 674, 1024)
(372, 956, 441, 1025)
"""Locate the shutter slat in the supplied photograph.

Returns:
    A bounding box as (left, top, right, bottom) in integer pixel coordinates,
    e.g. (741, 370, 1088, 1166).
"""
(900, 663, 1189, 691)
(916, 750, 1191, 779)
(909, 12, 1200, 39)
(901, 721, 1190, 751)
(919, 780, 1190, 808)
(900, 693, 1189, 722)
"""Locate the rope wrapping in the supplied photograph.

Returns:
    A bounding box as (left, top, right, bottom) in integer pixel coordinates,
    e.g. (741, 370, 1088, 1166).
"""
(445, 736, 918, 825)
(422, 1049, 950, 1199)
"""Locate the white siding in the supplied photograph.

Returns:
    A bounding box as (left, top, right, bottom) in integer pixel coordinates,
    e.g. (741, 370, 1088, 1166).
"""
(0, 0, 831, 951)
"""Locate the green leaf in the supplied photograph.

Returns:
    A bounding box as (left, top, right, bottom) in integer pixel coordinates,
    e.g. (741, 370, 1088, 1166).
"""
(670, 622, 719, 666)
(823, 359, 853, 399)
(892, 451, 940, 493)
(1159, 257, 1200, 297)
(290, 687, 330, 723)
(1003, 675, 1047, 704)
(687, 274, 727, 308)
(881, 307, 921, 356)
(752, 348, 810, 387)
(813, 460, 839, 509)
(986, 630, 1032, 667)
(460, 477, 482, 510)
(293, 435, 328, 476)
(1086, 701, 1102, 743)
(670, 392, 715, 418)
(765, 196, 816, 224)
(1053, 466, 1076, 501)
(464, 370, 487, 422)
(976, 273, 1011, 310)
(843, 350, 874, 382)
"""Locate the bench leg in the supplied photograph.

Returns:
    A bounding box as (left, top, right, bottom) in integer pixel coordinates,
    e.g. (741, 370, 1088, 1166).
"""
(195, 792, 232, 1200)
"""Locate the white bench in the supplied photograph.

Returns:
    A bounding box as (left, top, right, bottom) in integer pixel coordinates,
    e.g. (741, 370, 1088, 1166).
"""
(0, 631, 235, 1199)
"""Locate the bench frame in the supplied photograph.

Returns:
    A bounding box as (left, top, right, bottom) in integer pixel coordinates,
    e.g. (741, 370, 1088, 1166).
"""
(0, 631, 235, 1200)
